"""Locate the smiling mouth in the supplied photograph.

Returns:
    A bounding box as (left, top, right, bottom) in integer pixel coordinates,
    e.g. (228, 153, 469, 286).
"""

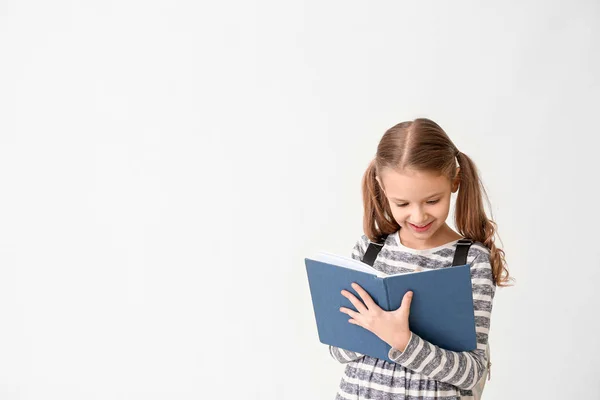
(409, 222, 432, 228)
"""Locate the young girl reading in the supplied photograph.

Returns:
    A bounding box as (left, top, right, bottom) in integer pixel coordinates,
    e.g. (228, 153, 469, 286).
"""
(329, 118, 511, 400)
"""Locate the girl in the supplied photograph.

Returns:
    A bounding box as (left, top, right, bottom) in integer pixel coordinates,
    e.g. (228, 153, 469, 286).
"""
(329, 118, 511, 400)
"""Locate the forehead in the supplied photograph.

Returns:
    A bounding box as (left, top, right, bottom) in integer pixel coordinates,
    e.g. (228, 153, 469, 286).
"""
(379, 168, 451, 199)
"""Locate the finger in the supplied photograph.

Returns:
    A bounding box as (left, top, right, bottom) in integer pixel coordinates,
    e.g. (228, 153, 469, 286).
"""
(340, 307, 361, 320)
(341, 289, 368, 314)
(399, 291, 414, 315)
(351, 283, 378, 310)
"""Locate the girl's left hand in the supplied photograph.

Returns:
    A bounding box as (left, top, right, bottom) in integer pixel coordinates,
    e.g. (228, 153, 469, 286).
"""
(340, 282, 413, 352)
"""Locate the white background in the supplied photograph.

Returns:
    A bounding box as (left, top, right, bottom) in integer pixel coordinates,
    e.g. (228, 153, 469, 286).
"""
(1, 0, 599, 399)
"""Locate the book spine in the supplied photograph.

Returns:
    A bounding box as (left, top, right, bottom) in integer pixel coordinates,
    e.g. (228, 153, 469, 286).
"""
(382, 277, 392, 311)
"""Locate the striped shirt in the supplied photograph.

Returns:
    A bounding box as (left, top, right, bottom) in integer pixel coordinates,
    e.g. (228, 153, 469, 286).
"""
(329, 230, 495, 400)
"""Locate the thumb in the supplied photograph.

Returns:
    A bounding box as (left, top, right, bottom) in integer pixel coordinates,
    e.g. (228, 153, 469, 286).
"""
(399, 291, 413, 315)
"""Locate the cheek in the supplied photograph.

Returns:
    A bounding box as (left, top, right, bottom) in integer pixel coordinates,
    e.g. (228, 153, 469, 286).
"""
(432, 203, 451, 218)
(388, 201, 451, 222)
(389, 207, 408, 222)
(391, 205, 449, 222)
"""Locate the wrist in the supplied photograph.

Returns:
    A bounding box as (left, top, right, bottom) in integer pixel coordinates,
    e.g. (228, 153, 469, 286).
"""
(391, 330, 412, 352)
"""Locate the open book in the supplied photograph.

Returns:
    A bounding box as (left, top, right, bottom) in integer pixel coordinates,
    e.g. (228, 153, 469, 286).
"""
(305, 251, 477, 362)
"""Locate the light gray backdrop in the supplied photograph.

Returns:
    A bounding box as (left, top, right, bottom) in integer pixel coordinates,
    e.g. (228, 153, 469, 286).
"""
(1, 0, 599, 399)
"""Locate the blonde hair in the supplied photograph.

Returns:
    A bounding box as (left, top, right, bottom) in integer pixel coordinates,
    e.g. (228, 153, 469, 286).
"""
(362, 118, 512, 287)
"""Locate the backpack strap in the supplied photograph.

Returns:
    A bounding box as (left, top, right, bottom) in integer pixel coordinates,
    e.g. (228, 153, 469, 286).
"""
(451, 238, 493, 386)
(361, 234, 388, 266)
(452, 238, 473, 266)
(364, 236, 474, 267)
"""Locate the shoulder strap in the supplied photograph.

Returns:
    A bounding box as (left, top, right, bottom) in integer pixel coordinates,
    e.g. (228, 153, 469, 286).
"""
(363, 235, 473, 267)
(361, 234, 388, 266)
(452, 238, 473, 266)
(452, 237, 494, 386)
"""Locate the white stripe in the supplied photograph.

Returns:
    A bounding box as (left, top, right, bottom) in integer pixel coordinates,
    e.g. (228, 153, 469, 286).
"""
(350, 362, 396, 377)
(374, 254, 431, 271)
(429, 348, 447, 380)
(385, 241, 458, 254)
(349, 362, 426, 380)
(402, 336, 424, 367)
(336, 388, 356, 400)
(415, 341, 437, 371)
(444, 352, 460, 382)
(339, 348, 353, 362)
(474, 310, 491, 318)
(473, 294, 493, 302)
(340, 374, 459, 396)
(347, 361, 428, 379)
(471, 278, 494, 286)
(333, 347, 350, 362)
(470, 265, 492, 273)
(476, 326, 489, 334)
(421, 253, 452, 263)
(455, 352, 473, 387)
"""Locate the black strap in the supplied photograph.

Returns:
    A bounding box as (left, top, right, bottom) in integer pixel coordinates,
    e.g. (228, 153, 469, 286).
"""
(452, 238, 473, 266)
(361, 234, 473, 267)
(361, 234, 388, 266)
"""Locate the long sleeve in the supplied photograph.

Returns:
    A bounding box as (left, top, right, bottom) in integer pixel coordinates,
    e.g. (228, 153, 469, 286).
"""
(328, 346, 365, 364)
(328, 234, 370, 364)
(387, 249, 495, 390)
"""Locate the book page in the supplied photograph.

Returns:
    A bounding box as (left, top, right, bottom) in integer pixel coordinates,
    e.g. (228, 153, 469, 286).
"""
(308, 251, 387, 278)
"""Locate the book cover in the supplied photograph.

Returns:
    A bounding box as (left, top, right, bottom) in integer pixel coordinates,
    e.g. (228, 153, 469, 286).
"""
(305, 253, 477, 362)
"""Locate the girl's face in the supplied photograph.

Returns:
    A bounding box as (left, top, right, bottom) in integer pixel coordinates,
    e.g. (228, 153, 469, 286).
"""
(377, 168, 459, 248)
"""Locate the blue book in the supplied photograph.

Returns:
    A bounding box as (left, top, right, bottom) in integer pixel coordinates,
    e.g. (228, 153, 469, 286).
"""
(305, 252, 477, 362)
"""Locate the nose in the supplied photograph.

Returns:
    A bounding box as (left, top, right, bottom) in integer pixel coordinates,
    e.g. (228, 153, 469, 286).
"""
(411, 206, 428, 225)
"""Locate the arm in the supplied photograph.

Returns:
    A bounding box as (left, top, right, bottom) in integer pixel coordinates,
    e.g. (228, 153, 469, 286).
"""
(328, 235, 370, 364)
(387, 249, 495, 390)
(328, 346, 365, 364)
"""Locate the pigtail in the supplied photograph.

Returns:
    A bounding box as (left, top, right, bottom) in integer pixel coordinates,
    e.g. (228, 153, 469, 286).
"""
(362, 159, 400, 243)
(455, 152, 512, 287)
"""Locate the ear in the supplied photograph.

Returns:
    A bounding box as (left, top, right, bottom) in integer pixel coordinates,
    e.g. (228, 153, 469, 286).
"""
(451, 168, 460, 193)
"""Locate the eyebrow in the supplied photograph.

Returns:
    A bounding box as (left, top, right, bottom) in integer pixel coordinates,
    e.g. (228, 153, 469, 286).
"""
(390, 192, 444, 202)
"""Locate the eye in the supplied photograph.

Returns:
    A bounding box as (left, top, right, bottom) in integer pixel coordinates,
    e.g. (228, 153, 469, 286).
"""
(395, 199, 439, 207)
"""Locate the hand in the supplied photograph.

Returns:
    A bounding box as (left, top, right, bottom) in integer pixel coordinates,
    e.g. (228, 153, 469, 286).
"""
(340, 282, 413, 352)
